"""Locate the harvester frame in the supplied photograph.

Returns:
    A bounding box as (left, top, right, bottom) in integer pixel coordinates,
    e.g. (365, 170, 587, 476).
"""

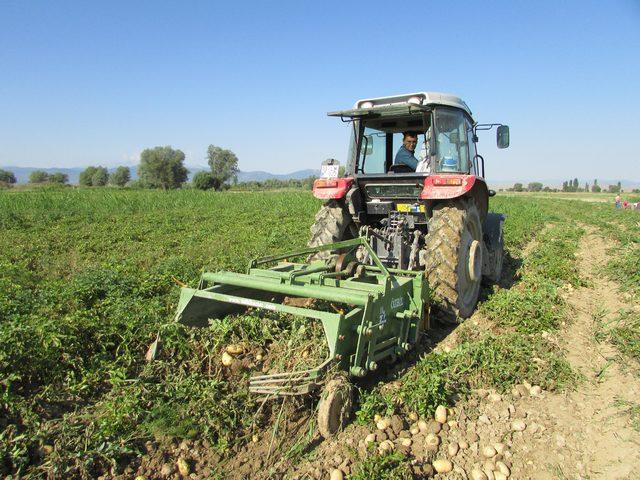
(174, 231, 429, 437)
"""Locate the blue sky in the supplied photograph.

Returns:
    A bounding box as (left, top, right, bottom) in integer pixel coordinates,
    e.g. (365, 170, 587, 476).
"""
(1, 0, 639, 181)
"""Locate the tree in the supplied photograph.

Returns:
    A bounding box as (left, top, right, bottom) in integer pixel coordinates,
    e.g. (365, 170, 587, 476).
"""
(0, 169, 17, 184)
(572, 178, 579, 190)
(192, 171, 221, 190)
(29, 170, 49, 183)
(528, 182, 543, 192)
(617, 181, 622, 193)
(513, 182, 524, 192)
(608, 183, 621, 193)
(49, 172, 68, 184)
(562, 181, 568, 192)
(91, 167, 109, 186)
(207, 145, 238, 188)
(591, 179, 601, 193)
(138, 146, 188, 189)
(79, 166, 97, 186)
(109, 166, 131, 187)
(584, 182, 589, 192)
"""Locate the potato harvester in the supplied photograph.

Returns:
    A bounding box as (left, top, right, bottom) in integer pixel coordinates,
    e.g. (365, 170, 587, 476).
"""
(174, 230, 430, 437)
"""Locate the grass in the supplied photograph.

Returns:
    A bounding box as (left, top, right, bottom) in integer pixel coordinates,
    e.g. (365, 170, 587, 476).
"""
(614, 398, 640, 431)
(0, 189, 321, 477)
(348, 450, 413, 480)
(1, 188, 638, 478)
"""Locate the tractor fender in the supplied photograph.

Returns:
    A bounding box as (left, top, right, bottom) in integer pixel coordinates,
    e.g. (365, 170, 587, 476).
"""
(313, 177, 354, 200)
(420, 175, 489, 220)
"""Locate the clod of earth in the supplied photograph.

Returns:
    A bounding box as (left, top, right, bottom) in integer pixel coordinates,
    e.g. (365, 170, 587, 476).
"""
(425, 433, 441, 449)
(529, 385, 542, 396)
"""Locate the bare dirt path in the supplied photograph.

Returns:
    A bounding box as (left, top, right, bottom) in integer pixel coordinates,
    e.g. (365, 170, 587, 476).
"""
(516, 229, 640, 479)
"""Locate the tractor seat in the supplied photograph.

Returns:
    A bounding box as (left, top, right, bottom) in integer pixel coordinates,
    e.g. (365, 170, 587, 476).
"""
(388, 164, 415, 174)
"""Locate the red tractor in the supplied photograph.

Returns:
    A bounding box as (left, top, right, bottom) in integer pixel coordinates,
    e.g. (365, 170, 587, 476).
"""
(309, 92, 510, 321)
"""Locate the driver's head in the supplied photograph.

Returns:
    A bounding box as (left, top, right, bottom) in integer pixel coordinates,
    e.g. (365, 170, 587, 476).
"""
(402, 132, 418, 153)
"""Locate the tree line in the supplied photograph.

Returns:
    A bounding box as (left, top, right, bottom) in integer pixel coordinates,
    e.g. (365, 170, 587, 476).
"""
(509, 179, 633, 193)
(0, 144, 239, 190)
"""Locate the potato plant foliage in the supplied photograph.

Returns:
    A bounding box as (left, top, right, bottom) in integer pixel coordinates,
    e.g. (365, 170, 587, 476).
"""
(0, 189, 637, 478)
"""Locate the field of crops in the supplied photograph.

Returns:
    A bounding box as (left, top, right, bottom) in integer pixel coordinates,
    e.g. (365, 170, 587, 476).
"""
(1, 188, 638, 479)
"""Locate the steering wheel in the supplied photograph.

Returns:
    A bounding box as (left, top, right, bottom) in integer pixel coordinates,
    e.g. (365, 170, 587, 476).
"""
(388, 164, 414, 174)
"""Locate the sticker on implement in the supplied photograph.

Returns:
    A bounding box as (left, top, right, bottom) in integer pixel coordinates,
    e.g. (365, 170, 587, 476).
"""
(396, 203, 425, 213)
(320, 164, 340, 179)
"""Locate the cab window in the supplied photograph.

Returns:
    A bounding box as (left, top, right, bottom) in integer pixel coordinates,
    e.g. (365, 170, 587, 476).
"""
(434, 109, 470, 173)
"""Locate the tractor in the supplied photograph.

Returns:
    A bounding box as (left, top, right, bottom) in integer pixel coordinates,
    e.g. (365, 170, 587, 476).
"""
(309, 91, 509, 321)
(173, 91, 509, 436)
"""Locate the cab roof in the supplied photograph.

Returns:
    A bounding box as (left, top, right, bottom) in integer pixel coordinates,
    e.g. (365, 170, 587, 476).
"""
(328, 91, 473, 119)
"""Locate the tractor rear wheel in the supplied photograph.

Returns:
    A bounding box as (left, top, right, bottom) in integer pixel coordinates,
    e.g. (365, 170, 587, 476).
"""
(308, 200, 357, 260)
(422, 198, 483, 322)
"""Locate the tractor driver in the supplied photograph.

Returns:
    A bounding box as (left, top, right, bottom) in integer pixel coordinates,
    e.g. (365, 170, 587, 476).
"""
(393, 132, 419, 171)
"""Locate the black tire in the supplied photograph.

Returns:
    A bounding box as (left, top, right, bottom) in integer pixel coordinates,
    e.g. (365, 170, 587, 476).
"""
(308, 200, 357, 260)
(423, 198, 483, 322)
(482, 213, 505, 284)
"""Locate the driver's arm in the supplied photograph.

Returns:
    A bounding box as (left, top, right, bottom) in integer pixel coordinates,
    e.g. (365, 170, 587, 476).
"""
(394, 148, 418, 170)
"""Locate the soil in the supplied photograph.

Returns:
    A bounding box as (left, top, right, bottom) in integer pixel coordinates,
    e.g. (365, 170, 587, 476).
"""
(123, 229, 640, 480)
(515, 229, 640, 479)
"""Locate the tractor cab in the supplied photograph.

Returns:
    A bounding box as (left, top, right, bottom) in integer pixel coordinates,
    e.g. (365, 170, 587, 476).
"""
(314, 92, 509, 224)
(333, 92, 479, 177)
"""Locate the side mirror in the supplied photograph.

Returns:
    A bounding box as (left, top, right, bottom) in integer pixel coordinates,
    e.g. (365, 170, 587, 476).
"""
(497, 125, 510, 149)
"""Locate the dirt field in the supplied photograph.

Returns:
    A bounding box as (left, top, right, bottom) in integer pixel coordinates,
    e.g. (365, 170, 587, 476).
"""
(1, 189, 639, 479)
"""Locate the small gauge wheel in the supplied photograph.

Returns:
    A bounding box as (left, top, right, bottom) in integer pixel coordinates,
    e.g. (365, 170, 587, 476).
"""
(317, 376, 354, 438)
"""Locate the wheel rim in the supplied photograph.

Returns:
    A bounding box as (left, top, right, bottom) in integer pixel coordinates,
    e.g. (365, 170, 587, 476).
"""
(458, 213, 482, 310)
(318, 378, 353, 438)
(468, 239, 482, 282)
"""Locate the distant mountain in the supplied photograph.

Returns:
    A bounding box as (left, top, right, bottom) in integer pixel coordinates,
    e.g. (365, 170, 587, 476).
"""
(1, 165, 321, 184)
(236, 169, 320, 182)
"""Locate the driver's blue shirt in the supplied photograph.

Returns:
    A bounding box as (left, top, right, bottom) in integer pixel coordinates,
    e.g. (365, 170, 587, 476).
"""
(393, 146, 418, 170)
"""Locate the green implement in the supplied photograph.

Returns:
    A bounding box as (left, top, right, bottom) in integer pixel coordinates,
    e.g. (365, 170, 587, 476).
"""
(174, 232, 430, 437)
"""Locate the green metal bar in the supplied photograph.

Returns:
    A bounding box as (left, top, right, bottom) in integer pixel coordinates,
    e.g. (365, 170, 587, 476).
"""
(189, 289, 344, 322)
(201, 271, 371, 306)
(287, 264, 331, 282)
(249, 235, 391, 278)
(247, 267, 393, 294)
(360, 241, 390, 277)
(363, 265, 424, 276)
(251, 237, 365, 266)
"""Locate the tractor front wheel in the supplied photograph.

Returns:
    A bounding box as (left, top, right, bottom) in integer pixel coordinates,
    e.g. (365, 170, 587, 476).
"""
(422, 198, 483, 322)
